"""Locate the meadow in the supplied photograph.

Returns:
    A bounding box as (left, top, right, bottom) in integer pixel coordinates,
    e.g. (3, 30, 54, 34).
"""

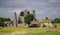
(17, 32, 60, 35)
(0, 23, 60, 35)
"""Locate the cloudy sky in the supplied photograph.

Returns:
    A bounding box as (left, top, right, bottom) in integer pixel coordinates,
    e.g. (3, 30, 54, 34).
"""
(0, 0, 60, 20)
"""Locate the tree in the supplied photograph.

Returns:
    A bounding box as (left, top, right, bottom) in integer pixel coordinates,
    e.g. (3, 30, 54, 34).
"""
(53, 18, 60, 23)
(24, 14, 34, 26)
(4, 18, 7, 21)
(0, 17, 11, 27)
(46, 17, 49, 19)
(4, 18, 11, 21)
(0, 17, 4, 26)
(6, 18, 11, 21)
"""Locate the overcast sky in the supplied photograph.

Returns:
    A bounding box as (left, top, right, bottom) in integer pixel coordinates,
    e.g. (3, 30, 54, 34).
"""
(0, 0, 60, 20)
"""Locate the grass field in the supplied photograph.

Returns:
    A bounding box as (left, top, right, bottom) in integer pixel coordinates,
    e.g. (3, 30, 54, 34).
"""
(17, 32, 60, 35)
(0, 27, 59, 34)
(0, 27, 26, 34)
(0, 23, 60, 35)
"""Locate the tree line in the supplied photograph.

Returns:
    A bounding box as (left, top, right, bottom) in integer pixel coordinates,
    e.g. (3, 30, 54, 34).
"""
(52, 18, 60, 23)
(0, 17, 11, 27)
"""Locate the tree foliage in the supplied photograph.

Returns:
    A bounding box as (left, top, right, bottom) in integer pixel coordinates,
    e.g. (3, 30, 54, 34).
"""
(6, 18, 11, 21)
(4, 18, 11, 21)
(46, 17, 49, 19)
(53, 18, 60, 23)
(24, 14, 34, 25)
(0, 17, 11, 27)
(0, 17, 4, 26)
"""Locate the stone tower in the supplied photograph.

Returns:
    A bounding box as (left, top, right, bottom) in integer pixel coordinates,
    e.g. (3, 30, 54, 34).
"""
(24, 9, 29, 17)
(19, 11, 24, 23)
(19, 9, 30, 23)
(32, 10, 35, 20)
(13, 12, 17, 27)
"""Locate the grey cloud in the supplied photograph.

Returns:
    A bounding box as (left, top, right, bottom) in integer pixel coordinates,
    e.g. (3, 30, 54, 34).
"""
(0, 0, 60, 20)
(48, 0, 60, 3)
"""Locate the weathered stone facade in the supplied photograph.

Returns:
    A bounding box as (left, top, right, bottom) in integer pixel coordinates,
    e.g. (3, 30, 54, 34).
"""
(40, 18, 55, 28)
(4, 21, 11, 27)
(13, 12, 17, 27)
(18, 10, 30, 23)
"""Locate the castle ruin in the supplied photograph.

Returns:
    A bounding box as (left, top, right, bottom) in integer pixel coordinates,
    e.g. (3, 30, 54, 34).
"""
(12, 9, 55, 28)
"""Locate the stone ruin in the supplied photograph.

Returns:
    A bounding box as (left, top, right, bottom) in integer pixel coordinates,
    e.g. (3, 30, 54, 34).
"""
(4, 9, 56, 28)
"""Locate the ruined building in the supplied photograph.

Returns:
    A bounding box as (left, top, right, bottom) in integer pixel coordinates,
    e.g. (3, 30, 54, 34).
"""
(18, 10, 30, 23)
(3, 9, 55, 28)
(17, 9, 36, 27)
(13, 9, 55, 28)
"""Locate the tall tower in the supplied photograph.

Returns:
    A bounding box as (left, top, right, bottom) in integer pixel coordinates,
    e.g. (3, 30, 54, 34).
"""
(32, 10, 35, 20)
(24, 9, 29, 17)
(19, 11, 24, 23)
(19, 9, 30, 23)
(13, 12, 17, 27)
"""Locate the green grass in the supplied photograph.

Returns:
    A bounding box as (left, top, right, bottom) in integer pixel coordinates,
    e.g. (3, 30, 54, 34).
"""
(0, 27, 26, 34)
(17, 32, 60, 35)
(0, 27, 59, 34)
(0, 23, 60, 35)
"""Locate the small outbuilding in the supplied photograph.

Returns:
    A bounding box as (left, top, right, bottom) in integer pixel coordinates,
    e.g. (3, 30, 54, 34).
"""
(40, 18, 55, 28)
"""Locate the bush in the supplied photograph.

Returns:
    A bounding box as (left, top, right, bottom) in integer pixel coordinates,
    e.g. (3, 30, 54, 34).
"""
(24, 14, 34, 26)
(43, 24, 46, 27)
